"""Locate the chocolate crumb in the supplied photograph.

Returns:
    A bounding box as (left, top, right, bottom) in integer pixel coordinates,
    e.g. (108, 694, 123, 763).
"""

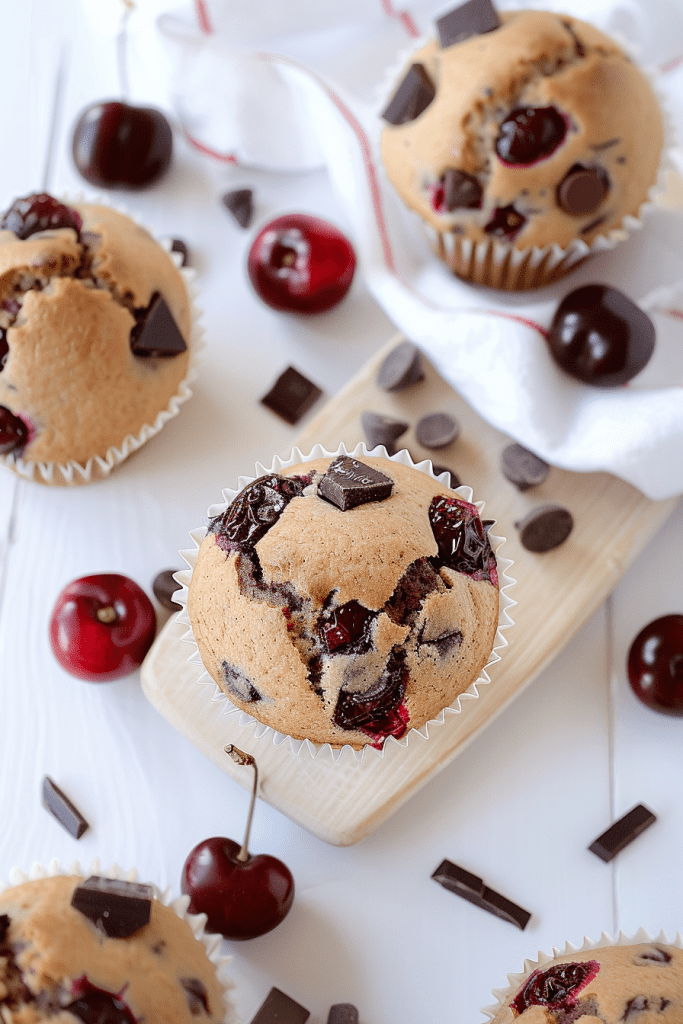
(515, 504, 573, 552)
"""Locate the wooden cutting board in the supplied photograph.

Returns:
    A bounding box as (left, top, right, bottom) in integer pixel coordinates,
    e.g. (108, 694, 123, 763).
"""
(141, 334, 678, 846)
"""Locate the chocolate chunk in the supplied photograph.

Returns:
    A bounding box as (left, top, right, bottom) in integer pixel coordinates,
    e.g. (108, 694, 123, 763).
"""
(152, 569, 182, 611)
(557, 165, 609, 216)
(515, 504, 573, 552)
(432, 860, 531, 929)
(71, 876, 153, 937)
(328, 1006, 358, 1024)
(249, 988, 310, 1024)
(170, 239, 190, 266)
(382, 63, 436, 126)
(261, 366, 322, 425)
(221, 661, 262, 703)
(500, 444, 550, 491)
(360, 411, 409, 456)
(415, 412, 460, 450)
(485, 204, 526, 240)
(431, 465, 461, 489)
(376, 341, 424, 391)
(588, 804, 657, 863)
(181, 978, 210, 1015)
(130, 293, 188, 357)
(436, 0, 500, 47)
(42, 776, 89, 839)
(319, 456, 393, 511)
(222, 188, 254, 229)
(443, 169, 482, 211)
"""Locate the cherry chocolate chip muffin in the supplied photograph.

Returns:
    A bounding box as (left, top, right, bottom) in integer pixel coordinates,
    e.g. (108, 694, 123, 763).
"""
(188, 455, 500, 750)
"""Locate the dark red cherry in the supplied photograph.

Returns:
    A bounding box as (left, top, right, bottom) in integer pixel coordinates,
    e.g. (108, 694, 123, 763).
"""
(72, 101, 173, 189)
(429, 496, 497, 583)
(1, 193, 82, 240)
(333, 652, 409, 744)
(322, 601, 375, 654)
(67, 978, 137, 1024)
(484, 204, 526, 240)
(0, 406, 28, 455)
(628, 615, 683, 715)
(511, 962, 600, 1014)
(496, 106, 567, 165)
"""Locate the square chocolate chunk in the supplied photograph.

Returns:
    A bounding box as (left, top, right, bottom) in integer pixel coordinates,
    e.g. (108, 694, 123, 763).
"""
(436, 0, 500, 48)
(318, 456, 393, 511)
(382, 63, 436, 126)
(249, 988, 309, 1024)
(260, 366, 323, 425)
(71, 876, 153, 938)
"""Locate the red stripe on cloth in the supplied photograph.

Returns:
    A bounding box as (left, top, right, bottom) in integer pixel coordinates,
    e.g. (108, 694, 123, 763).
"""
(380, 0, 420, 38)
(184, 131, 238, 164)
(660, 54, 683, 73)
(194, 0, 214, 36)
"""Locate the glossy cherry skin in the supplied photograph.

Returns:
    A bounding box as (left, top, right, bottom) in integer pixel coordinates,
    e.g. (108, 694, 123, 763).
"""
(72, 101, 173, 189)
(181, 836, 294, 940)
(628, 615, 683, 716)
(247, 214, 356, 314)
(49, 573, 156, 682)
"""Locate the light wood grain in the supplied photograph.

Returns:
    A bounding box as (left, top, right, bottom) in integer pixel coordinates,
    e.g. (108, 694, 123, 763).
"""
(141, 335, 678, 846)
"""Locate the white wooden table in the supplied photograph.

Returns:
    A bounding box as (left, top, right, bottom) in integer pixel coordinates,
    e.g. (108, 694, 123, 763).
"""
(3, 3, 683, 1024)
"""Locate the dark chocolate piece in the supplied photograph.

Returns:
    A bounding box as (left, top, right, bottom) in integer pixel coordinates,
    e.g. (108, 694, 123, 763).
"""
(130, 293, 187, 357)
(249, 987, 310, 1024)
(327, 1006, 359, 1024)
(415, 412, 459, 450)
(376, 341, 424, 391)
(222, 188, 254, 229)
(382, 63, 435, 126)
(318, 456, 393, 511)
(500, 443, 550, 491)
(557, 165, 609, 216)
(443, 169, 482, 210)
(71, 876, 153, 937)
(514, 504, 573, 553)
(42, 776, 89, 839)
(260, 366, 322, 425)
(170, 238, 190, 266)
(152, 569, 182, 611)
(588, 804, 656, 863)
(360, 411, 409, 456)
(436, 0, 500, 48)
(181, 977, 210, 1015)
(431, 465, 461, 489)
(485, 204, 526, 240)
(432, 860, 531, 930)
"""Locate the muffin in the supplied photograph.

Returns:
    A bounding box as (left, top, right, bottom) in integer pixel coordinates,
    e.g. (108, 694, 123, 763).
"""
(381, 6, 665, 289)
(488, 939, 683, 1022)
(0, 871, 234, 1023)
(0, 193, 193, 482)
(187, 452, 501, 750)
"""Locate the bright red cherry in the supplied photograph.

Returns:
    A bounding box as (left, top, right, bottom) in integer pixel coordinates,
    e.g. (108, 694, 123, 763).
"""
(49, 573, 156, 682)
(72, 101, 173, 189)
(247, 214, 355, 314)
(181, 746, 294, 940)
(628, 614, 683, 715)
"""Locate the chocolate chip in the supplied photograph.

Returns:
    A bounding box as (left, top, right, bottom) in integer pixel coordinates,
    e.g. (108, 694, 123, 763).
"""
(360, 411, 409, 455)
(376, 341, 424, 391)
(382, 63, 436, 126)
(318, 456, 393, 511)
(222, 188, 254, 229)
(152, 570, 182, 611)
(249, 988, 310, 1024)
(71, 876, 153, 937)
(588, 804, 657, 863)
(327, 1006, 358, 1024)
(431, 465, 461, 489)
(514, 504, 573, 552)
(437, 0, 500, 47)
(130, 293, 188, 357)
(500, 444, 550, 491)
(443, 169, 482, 211)
(557, 165, 609, 215)
(170, 239, 190, 266)
(415, 412, 460, 449)
(432, 860, 531, 929)
(42, 776, 89, 839)
(260, 366, 323, 424)
(181, 978, 210, 1016)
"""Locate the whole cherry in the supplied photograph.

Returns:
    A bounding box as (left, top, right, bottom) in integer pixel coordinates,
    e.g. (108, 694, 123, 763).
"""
(181, 746, 294, 940)
(247, 214, 356, 314)
(72, 101, 173, 189)
(628, 614, 683, 716)
(49, 573, 156, 682)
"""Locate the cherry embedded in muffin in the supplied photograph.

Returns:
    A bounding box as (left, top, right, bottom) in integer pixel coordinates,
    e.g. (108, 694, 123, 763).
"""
(429, 495, 497, 582)
(0, 406, 29, 456)
(511, 961, 600, 1015)
(496, 106, 568, 165)
(484, 205, 526, 241)
(0, 193, 82, 240)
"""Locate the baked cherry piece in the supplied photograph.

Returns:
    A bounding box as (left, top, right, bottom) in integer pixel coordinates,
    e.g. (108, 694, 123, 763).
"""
(628, 614, 683, 715)
(247, 214, 356, 314)
(49, 573, 156, 682)
(1, 193, 82, 240)
(496, 106, 567, 165)
(181, 746, 294, 940)
(72, 101, 173, 189)
(0, 406, 29, 456)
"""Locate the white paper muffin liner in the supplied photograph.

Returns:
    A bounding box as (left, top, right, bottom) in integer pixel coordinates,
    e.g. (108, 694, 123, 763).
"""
(0, 194, 203, 486)
(482, 928, 683, 1021)
(173, 441, 516, 764)
(0, 858, 237, 1024)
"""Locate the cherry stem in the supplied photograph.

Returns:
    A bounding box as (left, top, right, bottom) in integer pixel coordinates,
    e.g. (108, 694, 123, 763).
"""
(96, 606, 117, 624)
(117, 1, 134, 102)
(224, 744, 258, 862)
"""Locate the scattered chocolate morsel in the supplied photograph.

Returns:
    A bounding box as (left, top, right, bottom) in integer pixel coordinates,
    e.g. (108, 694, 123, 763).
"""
(170, 238, 190, 266)
(152, 570, 183, 611)
(431, 464, 461, 489)
(71, 876, 153, 937)
(557, 165, 609, 216)
(376, 340, 424, 391)
(130, 292, 188, 357)
(222, 188, 254, 229)
(500, 443, 550, 491)
(318, 455, 393, 511)
(432, 860, 531, 930)
(443, 168, 483, 210)
(515, 504, 573, 553)
(327, 1006, 359, 1024)
(260, 366, 323, 424)
(42, 776, 89, 839)
(436, 0, 500, 47)
(415, 412, 460, 450)
(360, 411, 409, 455)
(588, 804, 657, 863)
(382, 63, 436, 126)
(249, 987, 310, 1024)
